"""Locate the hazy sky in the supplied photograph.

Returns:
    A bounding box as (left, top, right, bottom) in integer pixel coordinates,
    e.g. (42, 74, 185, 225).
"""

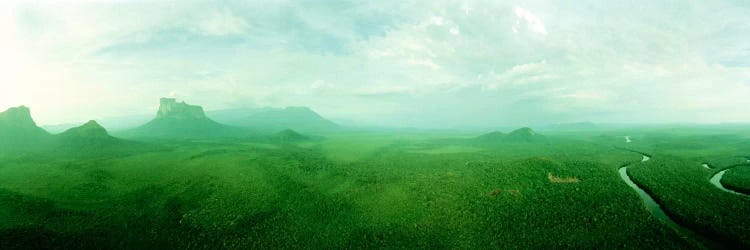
(1, 0, 749, 127)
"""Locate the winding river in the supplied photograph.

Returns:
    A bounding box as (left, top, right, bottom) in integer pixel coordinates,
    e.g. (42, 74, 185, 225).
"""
(617, 152, 718, 248)
(710, 167, 749, 197)
(617, 156, 680, 226)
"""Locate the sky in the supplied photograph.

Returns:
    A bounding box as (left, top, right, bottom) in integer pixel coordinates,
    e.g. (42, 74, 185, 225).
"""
(1, 0, 750, 128)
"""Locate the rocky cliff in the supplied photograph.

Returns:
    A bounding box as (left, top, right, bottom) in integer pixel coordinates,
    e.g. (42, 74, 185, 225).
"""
(157, 98, 206, 120)
(123, 98, 243, 138)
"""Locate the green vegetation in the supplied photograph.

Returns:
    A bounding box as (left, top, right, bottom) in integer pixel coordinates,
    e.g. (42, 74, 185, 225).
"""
(273, 129, 310, 142)
(622, 132, 750, 248)
(0, 134, 692, 249)
(1, 106, 749, 249)
(722, 166, 750, 194)
(474, 131, 506, 142)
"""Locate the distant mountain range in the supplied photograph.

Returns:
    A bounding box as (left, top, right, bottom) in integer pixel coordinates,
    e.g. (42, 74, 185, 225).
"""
(0, 99, 326, 154)
(5, 98, 338, 144)
(208, 106, 339, 132)
(0, 99, 596, 147)
(43, 102, 340, 134)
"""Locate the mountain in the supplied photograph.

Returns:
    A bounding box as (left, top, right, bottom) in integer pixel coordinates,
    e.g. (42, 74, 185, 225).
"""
(156, 98, 206, 120)
(122, 98, 244, 138)
(0, 106, 143, 157)
(506, 127, 544, 142)
(54, 120, 150, 157)
(43, 113, 153, 133)
(272, 129, 309, 142)
(58, 120, 117, 145)
(0, 106, 43, 129)
(0, 106, 53, 151)
(51, 120, 158, 159)
(210, 106, 339, 132)
(42, 123, 83, 134)
(475, 127, 544, 143)
(206, 108, 263, 122)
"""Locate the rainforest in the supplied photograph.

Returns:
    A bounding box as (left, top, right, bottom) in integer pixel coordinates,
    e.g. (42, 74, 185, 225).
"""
(1, 1, 749, 249)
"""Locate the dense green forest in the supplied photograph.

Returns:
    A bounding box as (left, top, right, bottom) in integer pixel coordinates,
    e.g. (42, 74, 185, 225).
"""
(1, 105, 749, 248)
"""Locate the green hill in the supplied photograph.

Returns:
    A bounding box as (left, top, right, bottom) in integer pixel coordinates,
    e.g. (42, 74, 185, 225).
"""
(58, 120, 117, 144)
(506, 127, 544, 142)
(475, 131, 506, 142)
(216, 106, 339, 132)
(54, 120, 151, 157)
(475, 127, 544, 143)
(0, 106, 53, 151)
(123, 98, 244, 139)
(272, 129, 310, 142)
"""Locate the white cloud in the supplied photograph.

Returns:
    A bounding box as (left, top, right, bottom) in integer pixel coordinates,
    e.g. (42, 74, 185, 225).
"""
(461, 4, 472, 16)
(310, 80, 325, 89)
(485, 60, 559, 90)
(408, 58, 441, 69)
(513, 6, 547, 35)
(431, 16, 445, 26)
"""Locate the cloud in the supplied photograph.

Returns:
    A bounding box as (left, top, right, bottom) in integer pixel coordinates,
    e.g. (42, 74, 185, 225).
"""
(2, 0, 750, 126)
(513, 6, 546, 35)
(449, 27, 460, 35)
(484, 60, 560, 90)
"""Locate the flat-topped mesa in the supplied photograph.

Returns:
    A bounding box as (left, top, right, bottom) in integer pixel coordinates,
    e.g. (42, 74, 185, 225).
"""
(127, 98, 240, 138)
(157, 98, 206, 119)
